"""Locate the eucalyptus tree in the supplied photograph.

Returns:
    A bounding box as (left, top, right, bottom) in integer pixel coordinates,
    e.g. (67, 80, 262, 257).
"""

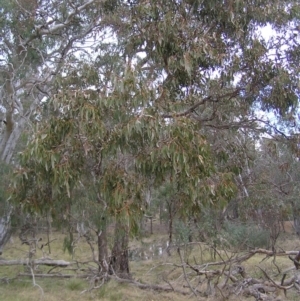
(13, 71, 220, 275)
(12, 0, 300, 278)
(0, 0, 113, 162)
(0, 0, 122, 250)
(116, 0, 300, 228)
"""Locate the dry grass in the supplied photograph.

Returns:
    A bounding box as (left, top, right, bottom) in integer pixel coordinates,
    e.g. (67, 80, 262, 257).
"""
(0, 229, 299, 301)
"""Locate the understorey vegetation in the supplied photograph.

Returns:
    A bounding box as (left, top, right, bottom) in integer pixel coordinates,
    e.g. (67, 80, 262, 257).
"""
(1, 223, 300, 300)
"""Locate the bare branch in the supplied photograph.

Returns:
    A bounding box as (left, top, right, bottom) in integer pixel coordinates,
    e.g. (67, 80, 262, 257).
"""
(161, 89, 242, 119)
(177, 247, 197, 296)
(24, 0, 103, 46)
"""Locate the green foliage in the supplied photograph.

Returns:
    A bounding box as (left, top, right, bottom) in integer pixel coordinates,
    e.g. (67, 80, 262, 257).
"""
(222, 221, 270, 250)
(174, 220, 192, 245)
(194, 209, 221, 242)
(13, 74, 236, 235)
(239, 139, 300, 224)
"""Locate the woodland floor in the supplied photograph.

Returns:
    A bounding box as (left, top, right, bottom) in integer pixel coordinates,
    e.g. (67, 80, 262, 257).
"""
(0, 222, 300, 301)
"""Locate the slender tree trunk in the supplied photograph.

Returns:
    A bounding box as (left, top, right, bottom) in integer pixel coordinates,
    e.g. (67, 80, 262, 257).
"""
(167, 201, 173, 245)
(168, 214, 173, 244)
(293, 215, 300, 236)
(0, 206, 12, 255)
(166, 202, 173, 256)
(98, 226, 108, 273)
(291, 202, 300, 236)
(46, 211, 52, 254)
(109, 217, 130, 278)
(160, 201, 163, 224)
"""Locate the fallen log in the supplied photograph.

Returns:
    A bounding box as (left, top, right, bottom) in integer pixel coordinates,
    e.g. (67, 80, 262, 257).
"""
(194, 249, 300, 270)
(251, 248, 299, 257)
(0, 259, 71, 267)
(18, 273, 88, 278)
(107, 275, 190, 295)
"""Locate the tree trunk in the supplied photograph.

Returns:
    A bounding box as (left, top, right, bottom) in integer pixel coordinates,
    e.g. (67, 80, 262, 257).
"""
(0, 207, 12, 255)
(0, 108, 31, 163)
(168, 214, 173, 245)
(98, 226, 108, 273)
(167, 201, 173, 245)
(0, 91, 39, 253)
(0, 117, 22, 253)
(291, 202, 300, 236)
(109, 217, 130, 278)
(294, 216, 300, 236)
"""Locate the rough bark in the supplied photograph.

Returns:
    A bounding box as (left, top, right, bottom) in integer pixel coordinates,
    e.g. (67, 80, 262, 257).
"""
(109, 217, 130, 278)
(167, 201, 173, 245)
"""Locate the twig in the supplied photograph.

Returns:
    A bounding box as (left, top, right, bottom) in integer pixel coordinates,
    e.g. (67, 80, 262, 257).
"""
(216, 284, 227, 301)
(257, 266, 294, 290)
(29, 266, 44, 301)
(177, 247, 197, 297)
(162, 277, 175, 292)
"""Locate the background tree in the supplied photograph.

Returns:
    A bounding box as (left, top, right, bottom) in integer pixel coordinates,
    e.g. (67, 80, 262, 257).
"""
(0, 0, 120, 250)
(246, 138, 300, 232)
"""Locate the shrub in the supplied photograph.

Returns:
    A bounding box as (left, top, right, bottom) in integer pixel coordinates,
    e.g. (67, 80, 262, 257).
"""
(174, 220, 192, 245)
(222, 221, 270, 250)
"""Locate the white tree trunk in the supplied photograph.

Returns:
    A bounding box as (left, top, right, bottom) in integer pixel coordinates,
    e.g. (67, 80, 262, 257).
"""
(0, 118, 24, 163)
(0, 207, 12, 255)
(0, 103, 30, 254)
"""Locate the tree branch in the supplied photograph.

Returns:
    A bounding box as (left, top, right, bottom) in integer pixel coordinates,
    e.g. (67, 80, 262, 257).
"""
(161, 89, 242, 119)
(24, 0, 103, 46)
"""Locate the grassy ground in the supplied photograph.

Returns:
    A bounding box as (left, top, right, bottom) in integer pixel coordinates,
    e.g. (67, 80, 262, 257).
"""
(0, 228, 300, 301)
(0, 231, 194, 301)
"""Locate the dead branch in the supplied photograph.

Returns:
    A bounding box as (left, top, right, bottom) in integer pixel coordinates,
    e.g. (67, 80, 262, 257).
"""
(18, 273, 89, 278)
(257, 266, 294, 291)
(107, 274, 190, 295)
(29, 266, 44, 300)
(193, 248, 299, 270)
(0, 259, 71, 267)
(252, 248, 299, 257)
(289, 250, 300, 269)
(177, 247, 197, 296)
(172, 248, 300, 299)
(5, 246, 300, 300)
